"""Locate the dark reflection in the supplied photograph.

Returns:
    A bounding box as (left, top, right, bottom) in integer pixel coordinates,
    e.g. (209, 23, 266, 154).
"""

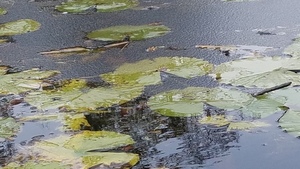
(84, 98, 239, 168)
(0, 139, 14, 167)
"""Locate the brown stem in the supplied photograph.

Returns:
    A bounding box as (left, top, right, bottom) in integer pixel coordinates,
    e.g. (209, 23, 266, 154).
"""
(252, 82, 291, 97)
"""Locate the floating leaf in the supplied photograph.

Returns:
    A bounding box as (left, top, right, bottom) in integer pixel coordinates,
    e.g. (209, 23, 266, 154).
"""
(55, 0, 139, 13)
(199, 115, 270, 131)
(212, 56, 300, 87)
(4, 161, 72, 169)
(195, 44, 274, 58)
(278, 110, 300, 136)
(14, 132, 139, 168)
(284, 37, 300, 57)
(0, 19, 41, 36)
(0, 117, 20, 139)
(64, 131, 135, 152)
(148, 87, 283, 117)
(0, 69, 59, 94)
(101, 57, 213, 87)
(64, 113, 90, 131)
(24, 79, 143, 112)
(0, 8, 7, 15)
(268, 87, 300, 111)
(87, 24, 170, 41)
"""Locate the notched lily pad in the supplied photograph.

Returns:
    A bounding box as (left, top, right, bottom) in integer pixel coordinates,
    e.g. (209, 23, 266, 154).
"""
(0, 19, 41, 37)
(148, 87, 283, 117)
(212, 56, 300, 88)
(278, 110, 300, 136)
(55, 0, 139, 13)
(101, 57, 213, 87)
(87, 24, 171, 41)
(0, 68, 59, 94)
(24, 79, 143, 112)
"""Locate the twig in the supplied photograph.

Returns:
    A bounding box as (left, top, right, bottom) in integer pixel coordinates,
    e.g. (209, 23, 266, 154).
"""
(251, 82, 291, 97)
(276, 109, 288, 122)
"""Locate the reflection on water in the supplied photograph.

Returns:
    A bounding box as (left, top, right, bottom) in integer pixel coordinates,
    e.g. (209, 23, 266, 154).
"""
(84, 98, 239, 168)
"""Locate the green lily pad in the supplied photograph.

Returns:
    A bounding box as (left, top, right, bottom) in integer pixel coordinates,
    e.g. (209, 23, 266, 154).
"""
(278, 110, 300, 136)
(268, 87, 300, 111)
(101, 57, 213, 87)
(212, 56, 300, 87)
(0, 68, 59, 94)
(0, 19, 41, 36)
(284, 37, 300, 57)
(199, 115, 270, 131)
(64, 113, 90, 131)
(0, 117, 20, 139)
(0, 8, 7, 15)
(55, 0, 139, 13)
(87, 24, 171, 41)
(4, 161, 72, 169)
(16, 132, 139, 168)
(148, 87, 283, 117)
(64, 130, 135, 152)
(24, 79, 143, 112)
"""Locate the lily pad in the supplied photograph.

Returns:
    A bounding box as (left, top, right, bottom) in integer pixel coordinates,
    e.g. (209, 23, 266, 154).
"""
(212, 56, 300, 87)
(87, 24, 171, 41)
(64, 113, 90, 131)
(148, 87, 283, 117)
(199, 115, 270, 131)
(0, 117, 20, 139)
(0, 68, 59, 94)
(0, 19, 41, 36)
(64, 130, 135, 152)
(101, 57, 213, 87)
(268, 87, 300, 111)
(278, 110, 300, 136)
(55, 0, 139, 13)
(24, 79, 143, 112)
(15, 132, 139, 168)
(0, 8, 7, 15)
(284, 37, 300, 57)
(4, 161, 72, 169)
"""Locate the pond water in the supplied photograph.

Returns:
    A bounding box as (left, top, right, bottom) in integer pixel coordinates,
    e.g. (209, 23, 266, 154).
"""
(1, 0, 300, 168)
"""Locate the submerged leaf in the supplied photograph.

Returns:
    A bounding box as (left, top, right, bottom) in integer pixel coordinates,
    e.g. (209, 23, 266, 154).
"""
(0, 69, 59, 94)
(87, 24, 170, 41)
(0, 19, 41, 36)
(24, 79, 143, 112)
(148, 87, 283, 117)
(0, 117, 20, 139)
(0, 8, 7, 15)
(212, 56, 300, 87)
(101, 57, 213, 87)
(55, 0, 139, 13)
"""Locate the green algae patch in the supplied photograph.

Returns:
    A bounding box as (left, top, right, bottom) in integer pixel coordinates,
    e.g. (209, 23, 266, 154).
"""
(55, 0, 139, 13)
(87, 24, 170, 41)
(0, 19, 41, 36)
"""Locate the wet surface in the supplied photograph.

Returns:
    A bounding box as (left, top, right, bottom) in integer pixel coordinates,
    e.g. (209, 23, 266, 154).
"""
(1, 0, 300, 168)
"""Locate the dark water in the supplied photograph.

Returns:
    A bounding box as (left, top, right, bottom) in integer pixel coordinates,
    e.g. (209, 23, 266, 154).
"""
(1, 0, 300, 168)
